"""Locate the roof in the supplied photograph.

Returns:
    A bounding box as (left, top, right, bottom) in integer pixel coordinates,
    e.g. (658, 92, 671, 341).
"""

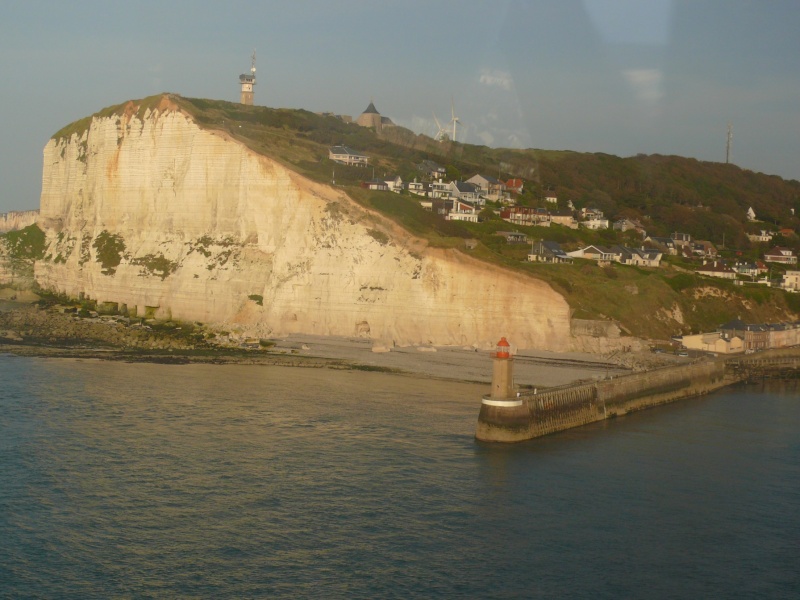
(363, 102, 379, 114)
(329, 145, 367, 157)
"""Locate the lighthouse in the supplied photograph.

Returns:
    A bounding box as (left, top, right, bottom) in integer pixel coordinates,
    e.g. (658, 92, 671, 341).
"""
(476, 337, 528, 442)
(489, 337, 516, 401)
(239, 50, 256, 105)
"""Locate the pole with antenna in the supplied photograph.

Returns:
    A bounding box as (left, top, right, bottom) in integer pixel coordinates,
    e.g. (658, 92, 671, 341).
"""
(726, 123, 733, 164)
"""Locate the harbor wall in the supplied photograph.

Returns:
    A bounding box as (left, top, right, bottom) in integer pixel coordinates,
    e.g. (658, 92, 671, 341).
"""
(476, 359, 731, 443)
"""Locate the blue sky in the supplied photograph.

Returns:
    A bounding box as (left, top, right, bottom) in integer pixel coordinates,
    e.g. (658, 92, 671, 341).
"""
(1, 0, 799, 213)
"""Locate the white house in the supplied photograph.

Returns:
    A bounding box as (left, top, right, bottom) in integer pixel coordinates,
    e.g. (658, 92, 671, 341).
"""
(329, 145, 369, 167)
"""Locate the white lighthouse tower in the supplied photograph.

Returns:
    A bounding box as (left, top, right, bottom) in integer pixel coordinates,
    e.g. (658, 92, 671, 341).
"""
(239, 50, 256, 105)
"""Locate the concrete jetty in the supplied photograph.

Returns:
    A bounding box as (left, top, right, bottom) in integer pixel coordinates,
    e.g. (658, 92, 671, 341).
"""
(476, 342, 800, 443)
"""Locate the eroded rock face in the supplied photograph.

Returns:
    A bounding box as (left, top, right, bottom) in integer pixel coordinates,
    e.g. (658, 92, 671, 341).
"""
(35, 99, 573, 350)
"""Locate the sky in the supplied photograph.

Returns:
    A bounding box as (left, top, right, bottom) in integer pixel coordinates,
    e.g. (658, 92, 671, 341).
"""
(1, 0, 799, 213)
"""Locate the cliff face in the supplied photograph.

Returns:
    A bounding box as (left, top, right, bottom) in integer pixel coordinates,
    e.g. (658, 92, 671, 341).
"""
(35, 97, 575, 350)
(0, 210, 39, 233)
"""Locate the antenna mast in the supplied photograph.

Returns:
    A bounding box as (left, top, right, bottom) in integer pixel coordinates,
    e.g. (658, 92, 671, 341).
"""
(726, 123, 733, 164)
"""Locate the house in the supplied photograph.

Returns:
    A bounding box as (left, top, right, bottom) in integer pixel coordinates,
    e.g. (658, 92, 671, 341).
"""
(407, 179, 430, 197)
(449, 181, 483, 203)
(466, 174, 507, 201)
(384, 176, 404, 193)
(329, 145, 369, 167)
(528, 240, 572, 263)
(782, 270, 800, 291)
(768, 322, 800, 348)
(645, 236, 677, 255)
(429, 179, 451, 199)
(549, 210, 578, 229)
(697, 261, 736, 279)
(500, 206, 550, 227)
(495, 231, 528, 244)
(417, 159, 446, 179)
(613, 218, 647, 237)
(361, 178, 388, 191)
(692, 240, 717, 258)
(445, 199, 479, 222)
(505, 179, 524, 194)
(544, 193, 558, 204)
(719, 319, 769, 352)
(764, 247, 797, 264)
(733, 261, 769, 278)
(747, 230, 774, 243)
(580, 207, 604, 220)
(779, 228, 796, 237)
(580, 218, 610, 230)
(568, 245, 619, 263)
(617, 247, 662, 267)
(670, 232, 692, 247)
(678, 331, 744, 354)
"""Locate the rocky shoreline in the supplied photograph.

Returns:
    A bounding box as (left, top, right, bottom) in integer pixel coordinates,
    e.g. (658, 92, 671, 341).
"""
(0, 296, 679, 387)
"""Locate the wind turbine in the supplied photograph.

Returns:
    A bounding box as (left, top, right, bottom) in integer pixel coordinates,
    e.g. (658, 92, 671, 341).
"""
(432, 112, 448, 141)
(449, 98, 461, 143)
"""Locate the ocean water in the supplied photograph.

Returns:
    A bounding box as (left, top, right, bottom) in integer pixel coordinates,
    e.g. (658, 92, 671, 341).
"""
(1, 355, 798, 599)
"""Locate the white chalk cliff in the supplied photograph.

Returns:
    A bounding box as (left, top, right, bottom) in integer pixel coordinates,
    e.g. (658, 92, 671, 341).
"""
(35, 96, 578, 350)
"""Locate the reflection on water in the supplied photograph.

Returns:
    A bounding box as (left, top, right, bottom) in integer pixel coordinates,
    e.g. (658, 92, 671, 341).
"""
(2, 357, 798, 598)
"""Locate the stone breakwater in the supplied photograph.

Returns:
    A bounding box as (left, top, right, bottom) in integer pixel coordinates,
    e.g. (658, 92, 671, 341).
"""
(476, 349, 800, 443)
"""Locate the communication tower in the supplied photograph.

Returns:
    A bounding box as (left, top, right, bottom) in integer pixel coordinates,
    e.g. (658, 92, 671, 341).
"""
(726, 123, 733, 164)
(239, 50, 256, 105)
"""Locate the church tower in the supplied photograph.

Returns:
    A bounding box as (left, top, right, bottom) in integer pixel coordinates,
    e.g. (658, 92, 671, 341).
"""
(239, 50, 256, 105)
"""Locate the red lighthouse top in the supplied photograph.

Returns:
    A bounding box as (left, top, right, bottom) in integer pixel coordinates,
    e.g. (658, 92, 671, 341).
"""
(495, 337, 511, 359)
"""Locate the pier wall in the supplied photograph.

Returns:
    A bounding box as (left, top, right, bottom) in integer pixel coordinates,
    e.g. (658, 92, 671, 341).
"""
(476, 356, 741, 443)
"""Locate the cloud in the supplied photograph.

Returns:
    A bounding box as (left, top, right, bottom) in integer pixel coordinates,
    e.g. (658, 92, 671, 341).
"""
(623, 68, 663, 103)
(479, 69, 513, 91)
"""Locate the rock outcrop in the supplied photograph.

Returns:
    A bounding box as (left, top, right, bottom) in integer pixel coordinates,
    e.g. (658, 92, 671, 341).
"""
(34, 95, 577, 350)
(0, 210, 38, 233)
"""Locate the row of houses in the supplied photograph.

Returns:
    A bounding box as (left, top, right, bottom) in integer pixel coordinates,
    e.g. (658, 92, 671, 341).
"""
(527, 241, 663, 267)
(677, 319, 800, 354)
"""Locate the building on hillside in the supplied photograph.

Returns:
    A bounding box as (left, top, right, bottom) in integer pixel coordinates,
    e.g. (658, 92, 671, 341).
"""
(733, 261, 769, 279)
(329, 146, 369, 167)
(580, 218, 610, 230)
(747, 230, 774, 243)
(616, 246, 662, 267)
(466, 174, 507, 201)
(417, 160, 446, 179)
(505, 179, 524, 194)
(429, 179, 451, 199)
(500, 206, 550, 227)
(239, 51, 256, 105)
(407, 179, 430, 197)
(746, 207, 757, 221)
(764, 246, 797, 264)
(568, 245, 619, 263)
(384, 176, 404, 193)
(697, 261, 736, 279)
(782, 270, 800, 291)
(692, 240, 718, 258)
(613, 218, 647, 236)
(449, 181, 483, 203)
(544, 193, 558, 204)
(645, 236, 677, 255)
(528, 240, 572, 263)
(670, 232, 692, 247)
(445, 199, 479, 222)
(495, 231, 528, 244)
(356, 101, 394, 132)
(549, 210, 578, 229)
(361, 178, 389, 191)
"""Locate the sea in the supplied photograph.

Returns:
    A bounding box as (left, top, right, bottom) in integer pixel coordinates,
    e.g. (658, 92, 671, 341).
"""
(1, 355, 798, 599)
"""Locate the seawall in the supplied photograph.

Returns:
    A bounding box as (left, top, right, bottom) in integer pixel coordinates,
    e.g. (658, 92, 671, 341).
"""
(476, 349, 800, 443)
